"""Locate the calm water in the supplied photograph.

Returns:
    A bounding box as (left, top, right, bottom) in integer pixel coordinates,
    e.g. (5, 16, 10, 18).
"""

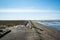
(36, 20, 60, 30)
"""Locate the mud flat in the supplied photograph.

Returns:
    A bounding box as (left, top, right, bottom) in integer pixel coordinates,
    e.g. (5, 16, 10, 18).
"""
(0, 20, 28, 26)
(31, 21, 60, 40)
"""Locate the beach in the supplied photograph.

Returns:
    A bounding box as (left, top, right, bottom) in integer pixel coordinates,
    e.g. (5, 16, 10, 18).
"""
(31, 21, 60, 40)
(0, 20, 60, 40)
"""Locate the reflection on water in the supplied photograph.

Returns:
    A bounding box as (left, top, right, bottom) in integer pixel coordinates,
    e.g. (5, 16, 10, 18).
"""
(37, 20, 60, 30)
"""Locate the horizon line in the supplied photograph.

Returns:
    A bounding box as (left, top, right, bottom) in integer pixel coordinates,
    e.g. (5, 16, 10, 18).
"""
(0, 9, 60, 12)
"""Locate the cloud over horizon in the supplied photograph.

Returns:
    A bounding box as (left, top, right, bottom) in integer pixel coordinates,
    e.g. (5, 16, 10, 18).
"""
(0, 9, 60, 12)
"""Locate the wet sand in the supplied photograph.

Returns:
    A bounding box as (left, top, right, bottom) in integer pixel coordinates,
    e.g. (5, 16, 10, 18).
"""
(31, 21, 60, 40)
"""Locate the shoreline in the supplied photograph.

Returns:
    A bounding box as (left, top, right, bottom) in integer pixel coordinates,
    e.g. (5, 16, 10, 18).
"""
(31, 21, 60, 40)
(38, 21, 60, 31)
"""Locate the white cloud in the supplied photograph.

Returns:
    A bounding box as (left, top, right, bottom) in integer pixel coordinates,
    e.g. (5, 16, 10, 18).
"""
(0, 9, 60, 20)
(0, 9, 60, 12)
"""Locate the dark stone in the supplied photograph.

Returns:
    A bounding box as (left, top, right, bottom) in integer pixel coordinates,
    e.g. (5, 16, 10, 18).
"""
(0, 29, 11, 38)
(0, 30, 3, 32)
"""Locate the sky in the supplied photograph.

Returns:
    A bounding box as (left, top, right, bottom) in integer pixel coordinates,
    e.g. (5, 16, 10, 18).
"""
(0, 0, 60, 20)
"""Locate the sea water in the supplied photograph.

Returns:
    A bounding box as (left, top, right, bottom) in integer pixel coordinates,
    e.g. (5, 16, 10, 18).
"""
(36, 20, 60, 30)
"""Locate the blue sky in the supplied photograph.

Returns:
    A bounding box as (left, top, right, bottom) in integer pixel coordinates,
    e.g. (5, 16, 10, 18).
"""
(0, 0, 60, 20)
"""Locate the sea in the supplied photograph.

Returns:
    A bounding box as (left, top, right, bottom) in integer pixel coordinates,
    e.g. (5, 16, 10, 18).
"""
(36, 20, 60, 30)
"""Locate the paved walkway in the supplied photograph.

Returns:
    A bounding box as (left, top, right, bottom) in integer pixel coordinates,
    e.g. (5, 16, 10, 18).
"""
(0, 26, 40, 40)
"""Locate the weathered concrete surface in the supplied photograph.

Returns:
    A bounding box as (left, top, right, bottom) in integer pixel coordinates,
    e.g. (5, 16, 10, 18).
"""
(0, 26, 40, 40)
